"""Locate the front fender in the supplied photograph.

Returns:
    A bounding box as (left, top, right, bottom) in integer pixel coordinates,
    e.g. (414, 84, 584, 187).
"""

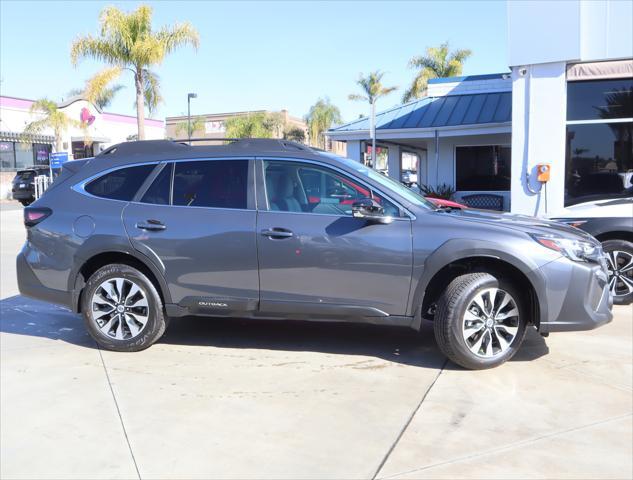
(409, 238, 551, 329)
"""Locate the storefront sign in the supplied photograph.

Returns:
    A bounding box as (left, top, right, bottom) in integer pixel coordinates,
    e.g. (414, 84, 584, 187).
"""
(205, 120, 225, 133)
(50, 152, 69, 169)
(80, 107, 96, 126)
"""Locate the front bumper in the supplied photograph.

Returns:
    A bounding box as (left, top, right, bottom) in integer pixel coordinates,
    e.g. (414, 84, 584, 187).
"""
(538, 258, 613, 333)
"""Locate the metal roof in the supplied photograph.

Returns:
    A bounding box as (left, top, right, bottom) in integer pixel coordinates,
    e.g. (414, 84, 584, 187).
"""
(329, 92, 512, 133)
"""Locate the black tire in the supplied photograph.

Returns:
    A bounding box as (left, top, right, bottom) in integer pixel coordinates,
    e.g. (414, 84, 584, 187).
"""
(602, 239, 633, 306)
(434, 272, 528, 370)
(19, 199, 31, 206)
(81, 264, 167, 352)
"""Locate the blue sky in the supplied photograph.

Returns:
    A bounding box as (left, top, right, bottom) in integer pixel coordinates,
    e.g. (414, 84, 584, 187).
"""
(0, 1, 509, 122)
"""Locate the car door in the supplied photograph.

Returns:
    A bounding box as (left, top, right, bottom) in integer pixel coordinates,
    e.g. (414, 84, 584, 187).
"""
(256, 158, 413, 318)
(122, 158, 259, 314)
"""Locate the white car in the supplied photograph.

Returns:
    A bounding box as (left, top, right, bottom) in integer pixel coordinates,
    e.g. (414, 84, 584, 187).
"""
(551, 196, 633, 305)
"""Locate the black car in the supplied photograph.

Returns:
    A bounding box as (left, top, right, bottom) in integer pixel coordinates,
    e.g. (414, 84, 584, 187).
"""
(11, 167, 50, 206)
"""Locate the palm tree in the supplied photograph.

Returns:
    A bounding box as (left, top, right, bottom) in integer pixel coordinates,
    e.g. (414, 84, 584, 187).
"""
(70, 5, 199, 140)
(403, 42, 472, 102)
(305, 98, 342, 149)
(22, 99, 80, 152)
(67, 84, 124, 110)
(175, 116, 206, 139)
(349, 71, 397, 167)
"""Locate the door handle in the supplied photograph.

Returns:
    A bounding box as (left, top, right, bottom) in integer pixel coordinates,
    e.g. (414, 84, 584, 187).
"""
(136, 219, 166, 231)
(261, 228, 293, 239)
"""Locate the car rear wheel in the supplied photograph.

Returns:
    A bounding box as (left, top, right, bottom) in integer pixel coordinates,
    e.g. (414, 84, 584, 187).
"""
(434, 272, 528, 370)
(602, 240, 633, 305)
(81, 264, 167, 352)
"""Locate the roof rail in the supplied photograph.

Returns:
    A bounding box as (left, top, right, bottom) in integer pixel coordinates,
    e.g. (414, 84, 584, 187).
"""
(97, 138, 314, 157)
(97, 139, 187, 157)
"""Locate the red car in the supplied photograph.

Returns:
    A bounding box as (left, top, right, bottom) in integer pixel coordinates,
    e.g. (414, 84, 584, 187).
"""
(425, 197, 466, 209)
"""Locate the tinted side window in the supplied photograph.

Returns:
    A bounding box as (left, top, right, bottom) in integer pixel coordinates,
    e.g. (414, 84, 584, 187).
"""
(264, 161, 401, 217)
(85, 164, 155, 201)
(172, 160, 248, 209)
(141, 163, 172, 205)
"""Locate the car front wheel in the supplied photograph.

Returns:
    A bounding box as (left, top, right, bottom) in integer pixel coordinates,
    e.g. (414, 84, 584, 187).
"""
(81, 264, 167, 352)
(434, 273, 528, 370)
(602, 239, 633, 305)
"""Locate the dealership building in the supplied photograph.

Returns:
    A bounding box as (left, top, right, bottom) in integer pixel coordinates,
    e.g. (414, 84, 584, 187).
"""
(0, 95, 164, 196)
(327, 0, 632, 216)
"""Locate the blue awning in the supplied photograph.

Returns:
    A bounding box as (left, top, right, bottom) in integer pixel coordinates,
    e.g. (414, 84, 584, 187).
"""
(330, 92, 512, 133)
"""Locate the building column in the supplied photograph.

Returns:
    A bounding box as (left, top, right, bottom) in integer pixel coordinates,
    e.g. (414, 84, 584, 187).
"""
(345, 140, 362, 162)
(510, 62, 567, 216)
(387, 143, 400, 180)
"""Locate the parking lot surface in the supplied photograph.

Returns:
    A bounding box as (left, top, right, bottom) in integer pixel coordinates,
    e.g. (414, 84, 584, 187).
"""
(1, 204, 632, 479)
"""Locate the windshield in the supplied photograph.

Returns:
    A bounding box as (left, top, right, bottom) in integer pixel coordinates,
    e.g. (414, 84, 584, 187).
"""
(325, 153, 435, 210)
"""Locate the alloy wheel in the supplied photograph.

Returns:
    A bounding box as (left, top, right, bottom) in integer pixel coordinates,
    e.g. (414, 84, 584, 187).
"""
(462, 287, 519, 358)
(606, 250, 633, 300)
(91, 277, 149, 340)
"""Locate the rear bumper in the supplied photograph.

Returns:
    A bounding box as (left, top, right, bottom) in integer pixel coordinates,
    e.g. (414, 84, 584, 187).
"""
(12, 189, 34, 200)
(17, 252, 71, 308)
(538, 259, 613, 333)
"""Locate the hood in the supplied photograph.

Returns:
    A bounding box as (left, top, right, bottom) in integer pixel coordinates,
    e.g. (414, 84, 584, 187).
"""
(440, 208, 596, 242)
(549, 197, 633, 219)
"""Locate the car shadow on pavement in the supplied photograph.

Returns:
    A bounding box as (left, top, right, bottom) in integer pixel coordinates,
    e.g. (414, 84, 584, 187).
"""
(0, 295, 549, 369)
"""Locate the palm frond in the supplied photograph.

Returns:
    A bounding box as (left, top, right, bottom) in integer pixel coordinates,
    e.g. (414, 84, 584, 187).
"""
(403, 42, 471, 103)
(156, 22, 200, 56)
(348, 94, 367, 102)
(142, 69, 162, 114)
(84, 67, 123, 105)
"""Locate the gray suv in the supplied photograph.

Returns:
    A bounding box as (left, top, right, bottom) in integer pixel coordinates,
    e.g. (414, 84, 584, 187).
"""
(17, 139, 613, 369)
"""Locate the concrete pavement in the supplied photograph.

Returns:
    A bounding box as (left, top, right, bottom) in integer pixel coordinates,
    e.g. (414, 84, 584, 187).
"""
(1, 201, 631, 479)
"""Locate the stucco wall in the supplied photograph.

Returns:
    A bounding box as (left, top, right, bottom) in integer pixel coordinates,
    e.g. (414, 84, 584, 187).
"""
(510, 62, 568, 217)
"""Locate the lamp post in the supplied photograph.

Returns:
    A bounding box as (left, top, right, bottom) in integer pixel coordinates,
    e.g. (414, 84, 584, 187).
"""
(187, 92, 197, 145)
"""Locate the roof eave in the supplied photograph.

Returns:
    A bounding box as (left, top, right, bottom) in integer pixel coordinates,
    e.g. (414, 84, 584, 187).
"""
(326, 122, 512, 140)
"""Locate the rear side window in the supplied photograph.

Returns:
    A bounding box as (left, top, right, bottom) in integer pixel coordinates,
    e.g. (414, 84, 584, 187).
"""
(17, 171, 36, 181)
(85, 164, 155, 201)
(172, 160, 248, 209)
(141, 163, 172, 205)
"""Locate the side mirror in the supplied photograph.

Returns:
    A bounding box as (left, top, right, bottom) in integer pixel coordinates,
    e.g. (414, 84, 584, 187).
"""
(352, 198, 393, 224)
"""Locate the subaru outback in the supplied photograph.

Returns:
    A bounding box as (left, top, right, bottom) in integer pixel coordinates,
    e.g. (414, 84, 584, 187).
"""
(17, 139, 613, 369)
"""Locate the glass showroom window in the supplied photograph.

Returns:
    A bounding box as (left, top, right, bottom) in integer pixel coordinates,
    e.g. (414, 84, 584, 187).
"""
(566, 78, 633, 206)
(14, 143, 33, 170)
(363, 143, 388, 172)
(0, 142, 15, 170)
(455, 145, 511, 191)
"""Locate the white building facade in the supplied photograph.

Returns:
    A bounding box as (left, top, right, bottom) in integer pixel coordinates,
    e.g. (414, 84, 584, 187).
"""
(509, 0, 632, 216)
(327, 0, 632, 216)
(0, 95, 164, 168)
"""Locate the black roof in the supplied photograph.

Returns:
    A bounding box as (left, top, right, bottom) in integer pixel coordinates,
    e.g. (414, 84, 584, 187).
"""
(96, 138, 323, 163)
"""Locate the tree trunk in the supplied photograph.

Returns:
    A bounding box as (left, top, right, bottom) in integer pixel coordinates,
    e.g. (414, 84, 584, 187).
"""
(135, 70, 146, 140)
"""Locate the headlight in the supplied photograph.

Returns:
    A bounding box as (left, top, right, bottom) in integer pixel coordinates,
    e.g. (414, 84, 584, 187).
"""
(531, 234, 603, 263)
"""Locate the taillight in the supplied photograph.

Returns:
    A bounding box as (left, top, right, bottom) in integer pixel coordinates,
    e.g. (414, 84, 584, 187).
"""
(24, 207, 52, 227)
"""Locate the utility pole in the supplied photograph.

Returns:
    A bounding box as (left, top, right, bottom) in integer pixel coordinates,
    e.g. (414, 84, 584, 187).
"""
(187, 92, 197, 145)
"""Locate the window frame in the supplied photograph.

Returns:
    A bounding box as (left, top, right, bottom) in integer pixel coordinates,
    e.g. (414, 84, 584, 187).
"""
(131, 157, 256, 211)
(453, 143, 512, 192)
(76, 162, 160, 202)
(565, 77, 633, 206)
(255, 157, 413, 220)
